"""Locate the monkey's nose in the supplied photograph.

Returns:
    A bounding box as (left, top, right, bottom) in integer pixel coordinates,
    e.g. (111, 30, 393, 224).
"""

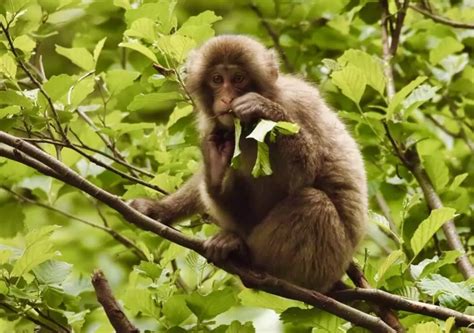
(221, 97, 233, 105)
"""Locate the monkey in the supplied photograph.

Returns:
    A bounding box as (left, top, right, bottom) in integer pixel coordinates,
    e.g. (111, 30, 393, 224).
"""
(130, 35, 368, 293)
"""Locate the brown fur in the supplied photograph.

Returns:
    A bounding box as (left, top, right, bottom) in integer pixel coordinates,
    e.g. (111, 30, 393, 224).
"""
(130, 35, 367, 293)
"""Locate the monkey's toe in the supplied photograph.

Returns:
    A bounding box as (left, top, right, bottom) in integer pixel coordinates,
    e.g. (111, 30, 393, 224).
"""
(204, 231, 247, 264)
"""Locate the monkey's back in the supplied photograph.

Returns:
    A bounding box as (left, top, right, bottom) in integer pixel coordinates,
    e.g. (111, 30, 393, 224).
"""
(276, 75, 368, 247)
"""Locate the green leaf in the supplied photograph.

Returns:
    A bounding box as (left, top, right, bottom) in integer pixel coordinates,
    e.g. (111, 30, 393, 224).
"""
(105, 69, 140, 95)
(410, 207, 456, 258)
(281, 307, 344, 331)
(387, 76, 426, 118)
(186, 288, 237, 321)
(33, 260, 72, 284)
(246, 119, 277, 142)
(125, 1, 177, 34)
(448, 173, 467, 191)
(156, 34, 196, 63)
(69, 76, 95, 107)
(445, 317, 455, 333)
(127, 92, 182, 111)
(331, 65, 366, 105)
(56, 45, 95, 71)
(124, 18, 156, 42)
(0, 202, 25, 237)
(93, 37, 107, 63)
(412, 321, 441, 333)
(375, 250, 404, 287)
(225, 321, 255, 333)
(0, 91, 33, 108)
(0, 53, 17, 78)
(422, 155, 449, 191)
(43, 74, 75, 101)
(119, 41, 158, 63)
(0, 105, 21, 119)
(163, 295, 192, 325)
(275, 121, 300, 135)
(337, 49, 385, 95)
(231, 117, 242, 168)
(167, 104, 193, 128)
(122, 288, 160, 317)
(238, 289, 303, 313)
(11, 225, 61, 277)
(13, 35, 36, 54)
(429, 37, 464, 65)
(417, 274, 474, 304)
(410, 251, 461, 280)
(252, 142, 272, 178)
(177, 10, 221, 43)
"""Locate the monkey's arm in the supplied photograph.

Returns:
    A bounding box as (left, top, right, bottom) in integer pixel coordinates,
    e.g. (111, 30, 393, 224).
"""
(129, 172, 205, 225)
(232, 92, 319, 190)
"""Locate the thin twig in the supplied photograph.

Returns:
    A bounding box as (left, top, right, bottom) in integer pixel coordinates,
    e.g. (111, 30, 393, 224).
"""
(91, 270, 139, 333)
(390, 0, 410, 55)
(0, 23, 66, 139)
(21, 137, 155, 178)
(249, 4, 295, 72)
(409, 4, 474, 29)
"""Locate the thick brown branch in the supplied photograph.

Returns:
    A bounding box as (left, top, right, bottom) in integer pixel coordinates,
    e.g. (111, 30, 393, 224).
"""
(409, 4, 474, 29)
(91, 270, 139, 333)
(0, 131, 393, 332)
(331, 288, 474, 327)
(378, 0, 474, 279)
(2, 132, 472, 329)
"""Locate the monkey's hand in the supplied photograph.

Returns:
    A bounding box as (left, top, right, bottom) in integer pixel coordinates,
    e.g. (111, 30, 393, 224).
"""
(231, 92, 285, 123)
(204, 231, 249, 264)
(204, 133, 233, 194)
(129, 198, 165, 221)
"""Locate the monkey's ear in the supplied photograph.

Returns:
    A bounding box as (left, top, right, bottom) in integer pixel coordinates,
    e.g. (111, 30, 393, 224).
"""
(267, 49, 279, 81)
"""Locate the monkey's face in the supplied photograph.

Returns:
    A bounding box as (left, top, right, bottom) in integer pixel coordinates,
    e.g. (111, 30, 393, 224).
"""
(208, 64, 252, 127)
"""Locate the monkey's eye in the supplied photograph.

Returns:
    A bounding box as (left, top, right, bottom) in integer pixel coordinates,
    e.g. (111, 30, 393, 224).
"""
(212, 74, 223, 84)
(233, 73, 245, 83)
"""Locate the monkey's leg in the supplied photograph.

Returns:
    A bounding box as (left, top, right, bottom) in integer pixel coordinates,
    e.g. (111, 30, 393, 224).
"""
(246, 188, 353, 293)
(203, 231, 248, 264)
(130, 172, 205, 224)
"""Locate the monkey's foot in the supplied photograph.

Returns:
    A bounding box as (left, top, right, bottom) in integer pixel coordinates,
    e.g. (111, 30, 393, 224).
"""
(203, 231, 248, 264)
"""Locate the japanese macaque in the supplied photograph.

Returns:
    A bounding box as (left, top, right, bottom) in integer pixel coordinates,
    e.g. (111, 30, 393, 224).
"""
(130, 35, 367, 293)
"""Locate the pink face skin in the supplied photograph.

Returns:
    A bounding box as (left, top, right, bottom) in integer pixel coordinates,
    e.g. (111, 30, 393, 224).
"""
(208, 64, 250, 127)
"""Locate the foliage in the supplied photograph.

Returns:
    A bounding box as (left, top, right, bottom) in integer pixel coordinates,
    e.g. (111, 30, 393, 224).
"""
(0, 0, 473, 332)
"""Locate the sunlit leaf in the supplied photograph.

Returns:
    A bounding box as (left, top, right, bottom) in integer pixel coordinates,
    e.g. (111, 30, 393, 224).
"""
(56, 45, 95, 71)
(411, 208, 457, 258)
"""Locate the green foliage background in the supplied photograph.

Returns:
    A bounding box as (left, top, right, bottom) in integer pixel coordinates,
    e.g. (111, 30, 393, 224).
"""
(0, 0, 473, 332)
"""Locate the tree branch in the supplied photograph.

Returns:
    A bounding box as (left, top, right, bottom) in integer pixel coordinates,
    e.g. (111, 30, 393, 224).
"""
(409, 4, 474, 29)
(347, 263, 405, 333)
(1, 132, 473, 330)
(378, 0, 474, 279)
(0, 131, 395, 332)
(331, 288, 474, 327)
(91, 270, 139, 333)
